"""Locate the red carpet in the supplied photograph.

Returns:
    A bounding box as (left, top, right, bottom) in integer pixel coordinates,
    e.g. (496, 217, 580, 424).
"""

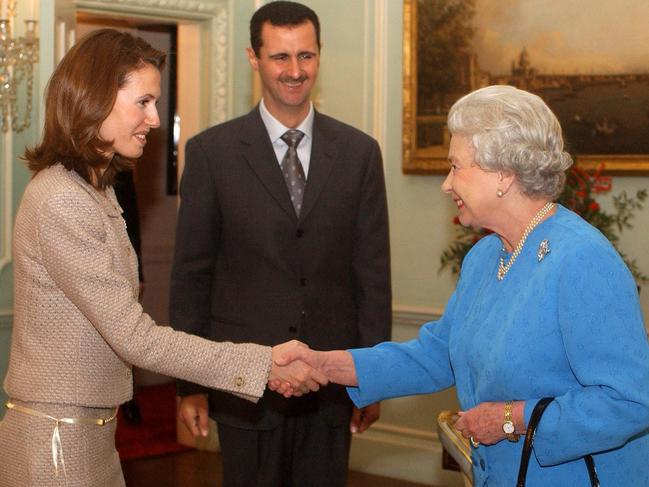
(116, 383, 191, 460)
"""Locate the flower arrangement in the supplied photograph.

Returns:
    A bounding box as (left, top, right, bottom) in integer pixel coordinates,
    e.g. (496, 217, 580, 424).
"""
(439, 164, 648, 284)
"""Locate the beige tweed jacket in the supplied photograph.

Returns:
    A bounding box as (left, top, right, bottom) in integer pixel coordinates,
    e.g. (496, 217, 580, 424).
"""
(5, 163, 271, 407)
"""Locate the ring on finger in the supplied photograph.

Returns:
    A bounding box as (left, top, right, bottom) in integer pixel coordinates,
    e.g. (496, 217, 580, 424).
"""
(470, 436, 480, 448)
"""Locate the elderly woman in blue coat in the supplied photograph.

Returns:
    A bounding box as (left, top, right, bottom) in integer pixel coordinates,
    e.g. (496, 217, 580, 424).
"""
(276, 85, 649, 486)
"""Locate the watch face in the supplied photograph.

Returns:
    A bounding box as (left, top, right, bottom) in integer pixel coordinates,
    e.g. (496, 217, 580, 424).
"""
(503, 421, 515, 434)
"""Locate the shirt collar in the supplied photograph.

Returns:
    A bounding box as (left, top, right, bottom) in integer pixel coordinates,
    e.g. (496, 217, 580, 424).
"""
(259, 98, 314, 144)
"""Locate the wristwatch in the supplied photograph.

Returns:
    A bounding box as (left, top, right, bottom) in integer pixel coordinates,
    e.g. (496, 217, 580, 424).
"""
(503, 401, 520, 442)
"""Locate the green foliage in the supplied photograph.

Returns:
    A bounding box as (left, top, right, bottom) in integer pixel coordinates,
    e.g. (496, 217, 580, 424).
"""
(439, 165, 648, 284)
(439, 225, 486, 275)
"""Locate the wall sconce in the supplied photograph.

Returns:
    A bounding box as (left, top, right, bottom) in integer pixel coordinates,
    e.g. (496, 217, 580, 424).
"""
(0, 0, 39, 133)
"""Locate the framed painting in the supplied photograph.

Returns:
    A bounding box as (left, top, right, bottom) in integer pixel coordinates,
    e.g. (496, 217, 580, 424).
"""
(403, 0, 649, 175)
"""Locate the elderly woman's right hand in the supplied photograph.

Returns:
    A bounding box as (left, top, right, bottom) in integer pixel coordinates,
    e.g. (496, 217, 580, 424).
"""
(455, 400, 525, 446)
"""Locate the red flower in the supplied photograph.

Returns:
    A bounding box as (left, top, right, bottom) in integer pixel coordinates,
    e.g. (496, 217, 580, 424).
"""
(571, 167, 589, 191)
(588, 201, 600, 211)
(592, 163, 604, 180)
(593, 177, 612, 192)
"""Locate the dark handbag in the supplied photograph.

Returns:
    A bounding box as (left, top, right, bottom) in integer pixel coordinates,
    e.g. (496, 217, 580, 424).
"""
(516, 397, 600, 487)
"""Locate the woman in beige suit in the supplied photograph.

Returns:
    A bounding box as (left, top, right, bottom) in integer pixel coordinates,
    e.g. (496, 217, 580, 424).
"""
(0, 29, 325, 487)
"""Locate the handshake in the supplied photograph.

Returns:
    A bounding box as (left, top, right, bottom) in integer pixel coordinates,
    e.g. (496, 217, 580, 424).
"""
(268, 340, 357, 398)
(179, 341, 361, 438)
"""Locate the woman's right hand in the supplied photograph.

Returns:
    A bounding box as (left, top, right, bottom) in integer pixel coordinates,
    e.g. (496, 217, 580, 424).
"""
(272, 346, 358, 387)
(268, 340, 329, 397)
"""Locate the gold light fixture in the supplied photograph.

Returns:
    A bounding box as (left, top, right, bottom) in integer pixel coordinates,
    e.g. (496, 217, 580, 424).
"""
(0, 0, 38, 133)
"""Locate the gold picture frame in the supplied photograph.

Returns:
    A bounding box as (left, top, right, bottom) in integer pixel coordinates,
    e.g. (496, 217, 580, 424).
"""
(402, 0, 649, 175)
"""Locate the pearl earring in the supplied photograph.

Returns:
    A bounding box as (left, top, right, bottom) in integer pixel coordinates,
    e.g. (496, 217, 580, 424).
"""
(497, 190, 504, 198)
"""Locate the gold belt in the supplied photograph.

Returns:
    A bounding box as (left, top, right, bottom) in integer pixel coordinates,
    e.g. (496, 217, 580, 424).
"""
(5, 401, 118, 484)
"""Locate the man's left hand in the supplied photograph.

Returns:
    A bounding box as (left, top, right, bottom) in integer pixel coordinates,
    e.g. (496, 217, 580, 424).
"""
(350, 403, 380, 433)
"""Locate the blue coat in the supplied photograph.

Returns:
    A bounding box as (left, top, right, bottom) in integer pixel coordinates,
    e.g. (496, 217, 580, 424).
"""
(348, 206, 649, 486)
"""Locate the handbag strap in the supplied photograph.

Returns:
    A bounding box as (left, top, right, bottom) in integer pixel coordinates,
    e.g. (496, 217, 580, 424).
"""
(516, 397, 600, 487)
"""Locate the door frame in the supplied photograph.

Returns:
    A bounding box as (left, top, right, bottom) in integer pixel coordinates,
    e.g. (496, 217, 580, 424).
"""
(55, 0, 232, 170)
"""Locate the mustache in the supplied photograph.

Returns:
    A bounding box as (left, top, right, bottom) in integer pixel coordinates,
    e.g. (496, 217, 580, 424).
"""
(279, 75, 308, 83)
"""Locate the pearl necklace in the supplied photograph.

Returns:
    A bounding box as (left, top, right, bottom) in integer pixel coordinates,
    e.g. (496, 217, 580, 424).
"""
(497, 202, 554, 281)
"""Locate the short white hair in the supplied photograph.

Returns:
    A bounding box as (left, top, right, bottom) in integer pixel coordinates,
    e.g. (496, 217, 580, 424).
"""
(447, 85, 573, 199)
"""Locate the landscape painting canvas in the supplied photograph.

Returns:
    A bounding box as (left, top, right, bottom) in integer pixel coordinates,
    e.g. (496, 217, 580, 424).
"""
(403, 0, 649, 173)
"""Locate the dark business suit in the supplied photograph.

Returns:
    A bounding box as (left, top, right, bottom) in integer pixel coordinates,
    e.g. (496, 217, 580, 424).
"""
(170, 106, 391, 486)
(114, 170, 143, 283)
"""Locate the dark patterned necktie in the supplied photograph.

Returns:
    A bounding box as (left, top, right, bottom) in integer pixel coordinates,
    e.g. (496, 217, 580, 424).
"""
(280, 129, 306, 216)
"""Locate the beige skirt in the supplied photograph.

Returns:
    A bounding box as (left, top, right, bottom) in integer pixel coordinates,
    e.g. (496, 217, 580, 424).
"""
(0, 400, 125, 487)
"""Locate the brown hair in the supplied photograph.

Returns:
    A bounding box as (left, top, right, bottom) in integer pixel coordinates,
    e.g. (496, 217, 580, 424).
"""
(250, 1, 320, 57)
(25, 29, 166, 189)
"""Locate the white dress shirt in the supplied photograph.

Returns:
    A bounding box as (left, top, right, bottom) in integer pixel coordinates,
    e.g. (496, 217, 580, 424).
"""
(259, 98, 314, 178)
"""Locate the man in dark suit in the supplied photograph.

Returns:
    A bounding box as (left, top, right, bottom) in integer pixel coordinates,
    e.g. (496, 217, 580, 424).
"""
(169, 2, 391, 485)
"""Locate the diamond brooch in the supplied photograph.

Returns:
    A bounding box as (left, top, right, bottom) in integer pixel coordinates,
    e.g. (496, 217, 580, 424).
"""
(537, 239, 550, 262)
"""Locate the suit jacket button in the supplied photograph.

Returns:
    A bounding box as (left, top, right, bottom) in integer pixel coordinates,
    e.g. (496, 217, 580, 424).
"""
(300, 278, 306, 286)
(296, 228, 304, 238)
(288, 326, 297, 333)
(126, 368, 132, 378)
(234, 376, 245, 388)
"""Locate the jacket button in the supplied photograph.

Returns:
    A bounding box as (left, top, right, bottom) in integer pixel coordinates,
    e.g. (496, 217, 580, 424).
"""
(300, 278, 306, 286)
(480, 459, 485, 470)
(234, 376, 245, 388)
(296, 228, 304, 238)
(288, 326, 297, 333)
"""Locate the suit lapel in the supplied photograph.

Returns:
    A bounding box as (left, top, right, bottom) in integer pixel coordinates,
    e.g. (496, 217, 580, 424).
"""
(239, 108, 297, 221)
(300, 112, 336, 222)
